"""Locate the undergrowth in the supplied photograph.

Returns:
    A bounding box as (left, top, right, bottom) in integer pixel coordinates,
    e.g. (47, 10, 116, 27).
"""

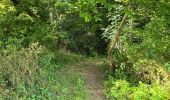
(105, 77, 170, 100)
(104, 59, 170, 100)
(0, 44, 86, 99)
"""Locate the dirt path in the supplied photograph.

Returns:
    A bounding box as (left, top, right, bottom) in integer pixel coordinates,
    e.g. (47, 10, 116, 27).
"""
(69, 58, 107, 100)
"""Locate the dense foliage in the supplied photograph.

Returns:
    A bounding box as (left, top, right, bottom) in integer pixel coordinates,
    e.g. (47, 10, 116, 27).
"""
(103, 0, 170, 99)
(0, 0, 170, 99)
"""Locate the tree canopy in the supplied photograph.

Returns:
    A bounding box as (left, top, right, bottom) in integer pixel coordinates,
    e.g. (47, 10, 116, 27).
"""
(0, 0, 170, 99)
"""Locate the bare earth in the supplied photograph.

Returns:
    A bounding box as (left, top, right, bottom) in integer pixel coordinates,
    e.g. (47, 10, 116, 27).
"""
(69, 58, 108, 100)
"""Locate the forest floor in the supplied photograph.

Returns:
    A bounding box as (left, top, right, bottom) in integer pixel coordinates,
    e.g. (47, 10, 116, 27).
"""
(68, 58, 108, 100)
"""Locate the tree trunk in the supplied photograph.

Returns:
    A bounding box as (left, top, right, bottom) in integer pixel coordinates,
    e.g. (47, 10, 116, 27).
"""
(108, 14, 128, 73)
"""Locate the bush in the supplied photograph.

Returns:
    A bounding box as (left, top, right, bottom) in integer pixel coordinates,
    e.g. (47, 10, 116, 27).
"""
(105, 59, 170, 100)
(114, 59, 170, 84)
(105, 79, 131, 100)
(105, 78, 170, 100)
(133, 59, 170, 84)
(0, 43, 44, 98)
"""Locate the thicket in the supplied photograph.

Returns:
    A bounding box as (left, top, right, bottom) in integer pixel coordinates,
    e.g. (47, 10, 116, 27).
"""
(0, 43, 86, 99)
(103, 0, 170, 99)
(0, 0, 170, 99)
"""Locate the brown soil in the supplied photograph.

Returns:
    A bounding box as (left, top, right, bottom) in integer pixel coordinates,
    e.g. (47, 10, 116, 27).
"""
(69, 58, 108, 100)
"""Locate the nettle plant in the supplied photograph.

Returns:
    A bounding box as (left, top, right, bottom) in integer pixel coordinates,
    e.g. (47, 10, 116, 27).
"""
(105, 78, 170, 100)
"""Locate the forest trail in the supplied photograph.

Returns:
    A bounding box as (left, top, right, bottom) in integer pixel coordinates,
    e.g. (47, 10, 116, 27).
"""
(68, 58, 107, 100)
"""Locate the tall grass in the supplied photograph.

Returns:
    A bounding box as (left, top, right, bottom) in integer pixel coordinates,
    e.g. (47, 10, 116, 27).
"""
(0, 43, 44, 98)
(0, 44, 86, 99)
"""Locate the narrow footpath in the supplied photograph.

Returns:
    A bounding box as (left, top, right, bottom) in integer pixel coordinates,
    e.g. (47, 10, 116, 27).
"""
(69, 58, 108, 100)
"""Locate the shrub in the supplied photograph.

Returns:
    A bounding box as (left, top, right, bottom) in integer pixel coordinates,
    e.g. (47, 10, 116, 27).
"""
(105, 58, 170, 100)
(133, 59, 170, 84)
(105, 79, 131, 100)
(0, 43, 43, 90)
(105, 78, 170, 100)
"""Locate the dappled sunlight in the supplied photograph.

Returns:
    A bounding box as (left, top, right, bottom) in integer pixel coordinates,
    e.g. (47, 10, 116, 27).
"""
(0, 0, 170, 99)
